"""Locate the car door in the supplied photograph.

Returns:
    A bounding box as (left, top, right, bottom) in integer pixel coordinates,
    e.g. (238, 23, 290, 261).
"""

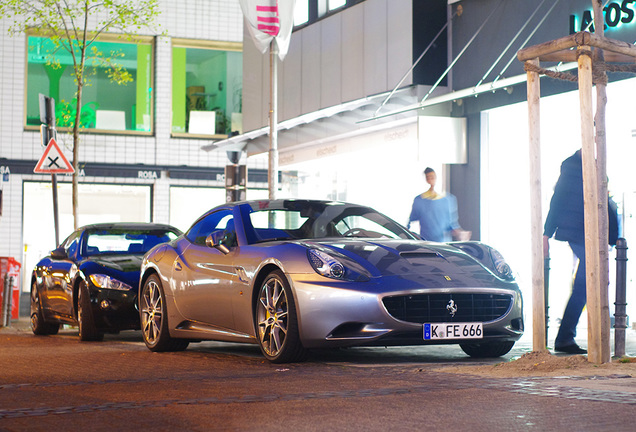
(42, 231, 79, 319)
(171, 210, 239, 329)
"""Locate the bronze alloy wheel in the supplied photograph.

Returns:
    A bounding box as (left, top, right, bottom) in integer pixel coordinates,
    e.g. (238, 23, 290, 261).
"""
(255, 270, 306, 363)
(140, 274, 188, 352)
(140, 275, 163, 347)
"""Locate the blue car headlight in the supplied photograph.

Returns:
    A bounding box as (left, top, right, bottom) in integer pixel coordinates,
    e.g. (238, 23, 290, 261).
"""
(307, 248, 370, 282)
(89, 274, 133, 291)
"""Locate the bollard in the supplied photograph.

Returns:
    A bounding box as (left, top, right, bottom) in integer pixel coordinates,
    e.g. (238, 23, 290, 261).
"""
(544, 257, 550, 345)
(6, 276, 13, 327)
(614, 238, 628, 358)
(1, 273, 9, 327)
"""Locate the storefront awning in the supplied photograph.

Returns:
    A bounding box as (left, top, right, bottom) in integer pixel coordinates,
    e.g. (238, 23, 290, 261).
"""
(201, 85, 440, 157)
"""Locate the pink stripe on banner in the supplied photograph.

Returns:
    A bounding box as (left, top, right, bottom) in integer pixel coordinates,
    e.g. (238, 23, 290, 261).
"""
(258, 24, 279, 35)
(256, 6, 278, 12)
(257, 16, 280, 23)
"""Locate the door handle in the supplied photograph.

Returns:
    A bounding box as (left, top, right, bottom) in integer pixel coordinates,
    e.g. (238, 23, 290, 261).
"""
(174, 261, 182, 271)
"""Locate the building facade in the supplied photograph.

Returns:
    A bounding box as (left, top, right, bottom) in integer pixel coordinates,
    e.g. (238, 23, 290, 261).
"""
(0, 0, 270, 304)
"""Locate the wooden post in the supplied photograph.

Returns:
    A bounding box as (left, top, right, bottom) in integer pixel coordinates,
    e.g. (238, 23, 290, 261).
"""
(577, 46, 605, 364)
(593, 0, 612, 363)
(527, 58, 547, 352)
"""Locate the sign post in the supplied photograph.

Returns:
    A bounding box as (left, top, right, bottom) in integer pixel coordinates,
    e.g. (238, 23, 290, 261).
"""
(36, 95, 73, 246)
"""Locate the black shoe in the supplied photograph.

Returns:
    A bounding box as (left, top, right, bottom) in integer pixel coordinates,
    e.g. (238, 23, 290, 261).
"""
(554, 343, 587, 354)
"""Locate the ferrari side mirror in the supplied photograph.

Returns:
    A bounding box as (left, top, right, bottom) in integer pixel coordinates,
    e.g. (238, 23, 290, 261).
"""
(206, 232, 230, 254)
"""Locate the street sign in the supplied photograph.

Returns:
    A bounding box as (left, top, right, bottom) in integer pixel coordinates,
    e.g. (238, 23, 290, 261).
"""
(34, 138, 74, 174)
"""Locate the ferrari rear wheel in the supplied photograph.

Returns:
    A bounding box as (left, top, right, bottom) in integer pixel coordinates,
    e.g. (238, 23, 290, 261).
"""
(30, 282, 59, 336)
(460, 341, 515, 358)
(140, 274, 189, 352)
(77, 281, 103, 342)
(255, 270, 306, 363)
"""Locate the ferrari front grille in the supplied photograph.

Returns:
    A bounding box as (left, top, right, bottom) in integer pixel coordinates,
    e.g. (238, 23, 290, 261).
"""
(382, 293, 513, 324)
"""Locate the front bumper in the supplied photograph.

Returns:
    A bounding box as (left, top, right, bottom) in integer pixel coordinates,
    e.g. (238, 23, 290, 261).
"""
(87, 285, 140, 331)
(290, 275, 524, 349)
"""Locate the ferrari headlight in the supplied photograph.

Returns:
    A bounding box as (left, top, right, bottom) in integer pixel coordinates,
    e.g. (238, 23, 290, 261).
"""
(308, 249, 345, 279)
(89, 274, 132, 291)
(489, 248, 513, 280)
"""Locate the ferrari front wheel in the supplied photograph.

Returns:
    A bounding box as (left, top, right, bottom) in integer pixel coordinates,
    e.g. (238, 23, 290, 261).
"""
(255, 270, 306, 363)
(140, 274, 189, 352)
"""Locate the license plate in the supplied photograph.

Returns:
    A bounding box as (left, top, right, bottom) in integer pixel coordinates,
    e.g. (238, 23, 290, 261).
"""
(423, 322, 483, 340)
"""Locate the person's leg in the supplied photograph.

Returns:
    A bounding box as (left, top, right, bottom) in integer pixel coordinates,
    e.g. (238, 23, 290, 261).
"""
(554, 242, 587, 350)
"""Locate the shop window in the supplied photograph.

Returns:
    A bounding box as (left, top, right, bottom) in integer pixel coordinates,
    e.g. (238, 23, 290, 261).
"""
(294, 0, 309, 26)
(328, 0, 346, 12)
(171, 41, 243, 137)
(296, 0, 363, 27)
(25, 35, 154, 134)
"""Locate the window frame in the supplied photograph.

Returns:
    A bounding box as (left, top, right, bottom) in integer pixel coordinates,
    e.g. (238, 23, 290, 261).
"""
(170, 38, 243, 139)
(23, 31, 156, 136)
(185, 209, 234, 246)
(293, 0, 366, 30)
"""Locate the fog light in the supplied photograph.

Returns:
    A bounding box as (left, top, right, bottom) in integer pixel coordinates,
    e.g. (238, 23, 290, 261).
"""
(100, 300, 111, 310)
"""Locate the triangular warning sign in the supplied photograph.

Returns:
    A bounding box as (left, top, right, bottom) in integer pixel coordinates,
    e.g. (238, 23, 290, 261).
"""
(34, 138, 74, 174)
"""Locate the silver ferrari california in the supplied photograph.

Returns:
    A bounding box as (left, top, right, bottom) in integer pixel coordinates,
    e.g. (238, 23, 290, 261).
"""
(139, 199, 523, 363)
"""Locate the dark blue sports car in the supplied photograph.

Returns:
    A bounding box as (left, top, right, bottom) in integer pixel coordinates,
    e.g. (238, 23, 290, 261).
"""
(30, 223, 181, 341)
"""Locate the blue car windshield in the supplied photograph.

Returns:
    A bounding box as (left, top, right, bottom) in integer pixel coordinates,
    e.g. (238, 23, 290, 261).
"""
(83, 229, 179, 256)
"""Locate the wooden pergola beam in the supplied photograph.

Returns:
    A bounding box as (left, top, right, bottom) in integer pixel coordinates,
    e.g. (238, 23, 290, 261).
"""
(536, 51, 635, 64)
(518, 32, 636, 62)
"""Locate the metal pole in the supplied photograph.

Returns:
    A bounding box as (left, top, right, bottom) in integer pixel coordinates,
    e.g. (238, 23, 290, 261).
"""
(43, 107, 60, 246)
(52, 173, 60, 246)
(6, 276, 13, 327)
(614, 238, 628, 358)
(268, 41, 278, 201)
(544, 257, 550, 344)
(2, 274, 9, 327)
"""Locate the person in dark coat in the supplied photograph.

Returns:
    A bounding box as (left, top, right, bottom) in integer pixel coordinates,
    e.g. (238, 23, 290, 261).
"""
(543, 149, 618, 354)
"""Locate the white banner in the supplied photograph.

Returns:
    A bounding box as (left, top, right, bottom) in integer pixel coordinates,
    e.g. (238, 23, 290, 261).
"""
(239, 0, 296, 60)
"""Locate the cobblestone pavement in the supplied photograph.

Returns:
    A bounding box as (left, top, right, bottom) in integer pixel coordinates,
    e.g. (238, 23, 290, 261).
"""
(1, 321, 635, 431)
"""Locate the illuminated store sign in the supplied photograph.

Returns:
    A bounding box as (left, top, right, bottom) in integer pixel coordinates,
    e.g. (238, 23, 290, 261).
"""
(570, 0, 635, 33)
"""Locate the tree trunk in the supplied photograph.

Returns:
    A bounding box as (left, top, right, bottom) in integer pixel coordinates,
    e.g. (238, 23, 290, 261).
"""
(72, 82, 82, 230)
(72, 38, 87, 231)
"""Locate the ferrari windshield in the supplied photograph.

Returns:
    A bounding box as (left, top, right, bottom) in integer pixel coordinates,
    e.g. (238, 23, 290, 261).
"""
(243, 200, 416, 243)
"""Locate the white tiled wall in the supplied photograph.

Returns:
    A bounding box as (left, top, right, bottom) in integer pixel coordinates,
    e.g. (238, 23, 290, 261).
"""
(0, 1, 268, 262)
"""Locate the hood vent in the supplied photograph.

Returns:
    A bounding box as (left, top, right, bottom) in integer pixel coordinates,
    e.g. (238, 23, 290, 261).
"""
(400, 251, 441, 265)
